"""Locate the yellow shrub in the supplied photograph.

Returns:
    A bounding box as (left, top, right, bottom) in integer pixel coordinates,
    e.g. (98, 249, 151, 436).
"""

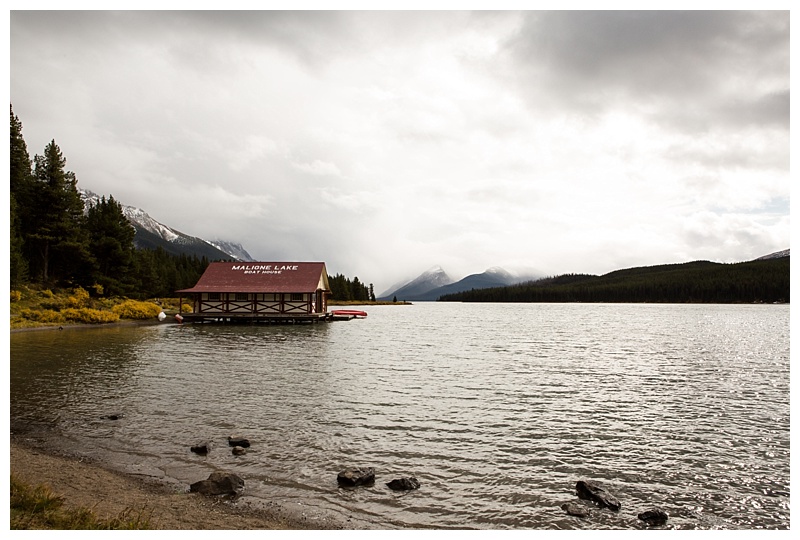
(95, 298, 118, 310)
(62, 308, 120, 324)
(20, 309, 65, 323)
(181, 303, 193, 313)
(112, 300, 162, 320)
(40, 289, 55, 299)
(10, 290, 22, 303)
(66, 287, 90, 308)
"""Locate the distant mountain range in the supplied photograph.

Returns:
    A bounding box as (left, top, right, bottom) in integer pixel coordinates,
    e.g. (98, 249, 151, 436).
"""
(79, 189, 255, 262)
(378, 266, 453, 301)
(379, 265, 541, 301)
(380, 249, 790, 302)
(439, 250, 790, 304)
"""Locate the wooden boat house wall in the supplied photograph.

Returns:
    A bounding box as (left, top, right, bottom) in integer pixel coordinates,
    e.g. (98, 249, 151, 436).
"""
(176, 262, 332, 323)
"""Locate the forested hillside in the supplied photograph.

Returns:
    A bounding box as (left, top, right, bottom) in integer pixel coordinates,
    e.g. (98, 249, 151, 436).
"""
(439, 257, 789, 304)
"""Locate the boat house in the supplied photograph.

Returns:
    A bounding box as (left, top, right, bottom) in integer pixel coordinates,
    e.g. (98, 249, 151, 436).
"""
(176, 262, 332, 323)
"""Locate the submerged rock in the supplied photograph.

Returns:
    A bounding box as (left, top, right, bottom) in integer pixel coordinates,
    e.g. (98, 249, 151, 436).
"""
(386, 477, 420, 491)
(638, 508, 669, 526)
(232, 446, 246, 456)
(575, 480, 621, 511)
(561, 502, 590, 518)
(189, 471, 244, 496)
(337, 468, 375, 487)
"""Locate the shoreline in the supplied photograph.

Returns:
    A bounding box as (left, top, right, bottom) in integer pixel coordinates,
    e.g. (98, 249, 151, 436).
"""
(10, 318, 171, 333)
(9, 436, 345, 530)
(9, 302, 411, 334)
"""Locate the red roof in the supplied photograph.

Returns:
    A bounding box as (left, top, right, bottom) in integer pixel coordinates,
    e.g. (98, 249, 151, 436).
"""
(177, 262, 330, 293)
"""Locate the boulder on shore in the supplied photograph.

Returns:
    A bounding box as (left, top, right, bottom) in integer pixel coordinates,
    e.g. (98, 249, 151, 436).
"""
(189, 471, 244, 496)
(337, 468, 375, 487)
(575, 480, 621, 511)
(386, 477, 420, 491)
(638, 508, 669, 526)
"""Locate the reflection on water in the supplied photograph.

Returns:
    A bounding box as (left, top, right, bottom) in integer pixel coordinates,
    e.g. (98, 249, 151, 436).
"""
(10, 303, 790, 529)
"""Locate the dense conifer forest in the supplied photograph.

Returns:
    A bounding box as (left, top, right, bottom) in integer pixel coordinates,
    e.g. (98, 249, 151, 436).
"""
(439, 258, 789, 304)
(10, 105, 370, 301)
(327, 273, 375, 302)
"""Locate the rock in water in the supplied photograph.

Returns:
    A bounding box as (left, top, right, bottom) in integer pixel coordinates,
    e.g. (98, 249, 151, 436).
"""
(337, 468, 375, 487)
(228, 436, 250, 448)
(561, 502, 590, 518)
(190, 442, 211, 455)
(386, 477, 420, 491)
(638, 508, 669, 526)
(575, 480, 621, 511)
(189, 471, 244, 496)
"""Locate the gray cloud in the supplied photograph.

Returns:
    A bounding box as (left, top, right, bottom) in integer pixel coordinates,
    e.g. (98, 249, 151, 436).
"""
(502, 11, 789, 131)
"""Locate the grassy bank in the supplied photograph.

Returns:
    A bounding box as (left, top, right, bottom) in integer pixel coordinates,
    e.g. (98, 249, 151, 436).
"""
(10, 475, 151, 530)
(9, 284, 186, 330)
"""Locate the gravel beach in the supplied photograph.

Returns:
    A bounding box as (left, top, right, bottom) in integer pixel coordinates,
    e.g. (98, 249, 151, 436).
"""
(10, 437, 342, 530)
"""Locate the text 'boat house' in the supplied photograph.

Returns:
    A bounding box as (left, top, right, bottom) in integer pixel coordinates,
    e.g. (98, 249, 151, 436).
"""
(176, 262, 332, 323)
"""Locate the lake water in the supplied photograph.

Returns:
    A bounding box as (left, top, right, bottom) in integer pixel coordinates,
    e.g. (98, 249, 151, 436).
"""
(9, 303, 790, 530)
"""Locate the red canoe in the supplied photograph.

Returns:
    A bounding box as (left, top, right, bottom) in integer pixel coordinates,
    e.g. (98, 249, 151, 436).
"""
(331, 309, 368, 318)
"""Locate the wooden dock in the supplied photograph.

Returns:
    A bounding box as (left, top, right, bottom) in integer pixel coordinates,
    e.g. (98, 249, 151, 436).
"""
(177, 312, 352, 324)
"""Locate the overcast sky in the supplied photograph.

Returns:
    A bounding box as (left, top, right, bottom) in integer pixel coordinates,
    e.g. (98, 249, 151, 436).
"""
(9, 9, 790, 294)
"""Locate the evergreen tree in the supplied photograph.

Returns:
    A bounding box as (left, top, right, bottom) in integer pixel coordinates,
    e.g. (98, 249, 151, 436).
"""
(10, 105, 33, 285)
(10, 105, 34, 209)
(131, 248, 164, 298)
(27, 140, 91, 284)
(9, 195, 28, 286)
(352, 276, 364, 301)
(86, 195, 136, 295)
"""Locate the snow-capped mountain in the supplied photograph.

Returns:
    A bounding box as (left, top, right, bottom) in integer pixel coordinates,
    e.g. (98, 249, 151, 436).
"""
(380, 265, 542, 301)
(208, 239, 255, 262)
(756, 249, 790, 260)
(484, 266, 517, 282)
(79, 189, 254, 262)
(378, 265, 453, 301)
(414, 267, 539, 301)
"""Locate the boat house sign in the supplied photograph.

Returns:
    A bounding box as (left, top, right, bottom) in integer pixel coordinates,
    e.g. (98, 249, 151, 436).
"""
(232, 264, 299, 274)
